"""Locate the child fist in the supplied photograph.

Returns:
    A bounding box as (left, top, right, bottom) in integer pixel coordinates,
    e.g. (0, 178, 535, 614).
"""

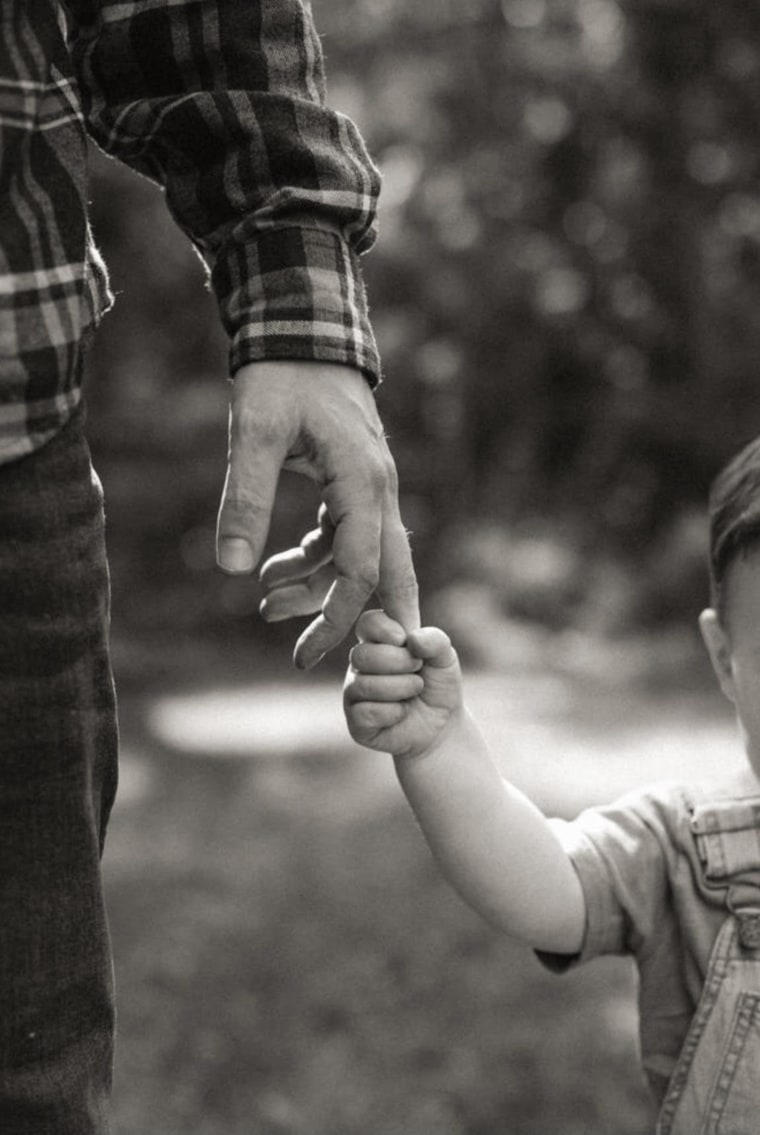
(344, 609, 463, 759)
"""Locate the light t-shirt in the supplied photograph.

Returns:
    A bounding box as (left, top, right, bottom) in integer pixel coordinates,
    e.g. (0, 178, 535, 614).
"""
(544, 770, 760, 1102)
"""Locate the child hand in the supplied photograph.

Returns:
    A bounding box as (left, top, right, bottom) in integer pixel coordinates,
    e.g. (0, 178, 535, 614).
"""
(344, 609, 463, 760)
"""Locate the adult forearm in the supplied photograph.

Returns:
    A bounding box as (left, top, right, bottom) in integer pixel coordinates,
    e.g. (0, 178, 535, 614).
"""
(394, 711, 585, 954)
(69, 0, 382, 383)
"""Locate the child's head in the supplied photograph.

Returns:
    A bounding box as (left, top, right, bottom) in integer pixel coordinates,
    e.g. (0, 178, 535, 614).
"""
(701, 436, 760, 772)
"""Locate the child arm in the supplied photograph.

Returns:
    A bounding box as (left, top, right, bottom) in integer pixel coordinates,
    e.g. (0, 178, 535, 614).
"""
(344, 611, 586, 955)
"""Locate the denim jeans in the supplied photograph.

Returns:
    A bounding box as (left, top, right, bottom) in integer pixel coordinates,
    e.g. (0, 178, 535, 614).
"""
(0, 404, 118, 1134)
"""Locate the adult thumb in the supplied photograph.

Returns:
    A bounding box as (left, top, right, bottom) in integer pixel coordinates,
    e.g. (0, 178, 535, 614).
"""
(216, 434, 284, 574)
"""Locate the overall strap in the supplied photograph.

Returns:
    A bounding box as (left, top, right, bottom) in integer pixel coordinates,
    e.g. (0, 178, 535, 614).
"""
(690, 798, 760, 948)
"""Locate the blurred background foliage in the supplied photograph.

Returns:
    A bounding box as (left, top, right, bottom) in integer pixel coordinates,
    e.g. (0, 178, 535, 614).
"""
(86, 0, 760, 675)
(89, 9, 760, 1126)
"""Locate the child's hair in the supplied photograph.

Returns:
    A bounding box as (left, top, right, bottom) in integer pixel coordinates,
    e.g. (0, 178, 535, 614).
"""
(709, 436, 760, 619)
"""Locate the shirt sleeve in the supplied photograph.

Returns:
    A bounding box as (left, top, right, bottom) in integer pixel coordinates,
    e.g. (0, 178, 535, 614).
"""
(538, 786, 682, 972)
(67, 0, 382, 384)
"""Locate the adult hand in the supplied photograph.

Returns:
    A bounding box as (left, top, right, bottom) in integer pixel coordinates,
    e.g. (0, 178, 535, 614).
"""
(216, 361, 420, 669)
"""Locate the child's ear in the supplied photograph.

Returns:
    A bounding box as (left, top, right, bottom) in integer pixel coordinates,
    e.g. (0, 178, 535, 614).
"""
(699, 608, 735, 702)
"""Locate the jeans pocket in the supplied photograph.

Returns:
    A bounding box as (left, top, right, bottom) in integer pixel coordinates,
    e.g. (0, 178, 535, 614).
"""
(702, 990, 760, 1135)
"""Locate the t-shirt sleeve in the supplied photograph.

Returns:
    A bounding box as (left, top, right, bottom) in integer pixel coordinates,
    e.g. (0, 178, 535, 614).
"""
(537, 786, 681, 972)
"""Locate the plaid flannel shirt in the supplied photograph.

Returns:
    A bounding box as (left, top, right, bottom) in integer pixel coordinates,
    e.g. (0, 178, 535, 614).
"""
(0, 0, 381, 464)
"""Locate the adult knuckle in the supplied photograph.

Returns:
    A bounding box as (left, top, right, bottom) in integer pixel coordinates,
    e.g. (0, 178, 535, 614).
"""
(343, 561, 380, 596)
(232, 405, 284, 449)
(393, 568, 419, 596)
(221, 491, 270, 520)
(382, 571, 419, 606)
(318, 604, 342, 634)
(299, 526, 323, 552)
(359, 456, 387, 499)
(358, 566, 381, 595)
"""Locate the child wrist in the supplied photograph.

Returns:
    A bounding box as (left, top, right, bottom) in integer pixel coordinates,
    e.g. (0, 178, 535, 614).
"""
(393, 706, 468, 764)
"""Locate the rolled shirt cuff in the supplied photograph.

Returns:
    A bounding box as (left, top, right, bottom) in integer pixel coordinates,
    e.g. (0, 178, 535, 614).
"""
(212, 224, 381, 387)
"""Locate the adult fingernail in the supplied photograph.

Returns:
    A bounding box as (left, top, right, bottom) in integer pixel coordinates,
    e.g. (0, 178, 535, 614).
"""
(294, 637, 323, 671)
(218, 538, 255, 573)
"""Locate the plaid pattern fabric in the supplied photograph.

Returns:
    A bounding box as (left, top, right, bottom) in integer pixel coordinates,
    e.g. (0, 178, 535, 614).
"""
(0, 1, 382, 464)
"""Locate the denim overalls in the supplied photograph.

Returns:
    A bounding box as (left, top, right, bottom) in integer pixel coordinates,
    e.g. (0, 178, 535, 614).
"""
(656, 797, 760, 1135)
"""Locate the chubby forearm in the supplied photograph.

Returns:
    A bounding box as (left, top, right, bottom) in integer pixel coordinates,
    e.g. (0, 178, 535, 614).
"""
(344, 616, 585, 952)
(394, 710, 586, 955)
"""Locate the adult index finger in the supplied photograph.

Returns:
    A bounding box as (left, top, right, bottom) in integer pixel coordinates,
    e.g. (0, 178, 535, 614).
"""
(376, 491, 420, 634)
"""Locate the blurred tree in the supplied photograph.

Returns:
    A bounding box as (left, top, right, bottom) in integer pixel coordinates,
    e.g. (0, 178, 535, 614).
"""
(313, 0, 760, 626)
(85, 0, 760, 656)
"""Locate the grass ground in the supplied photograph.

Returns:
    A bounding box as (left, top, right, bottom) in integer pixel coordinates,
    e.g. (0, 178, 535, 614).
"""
(104, 638, 737, 1135)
